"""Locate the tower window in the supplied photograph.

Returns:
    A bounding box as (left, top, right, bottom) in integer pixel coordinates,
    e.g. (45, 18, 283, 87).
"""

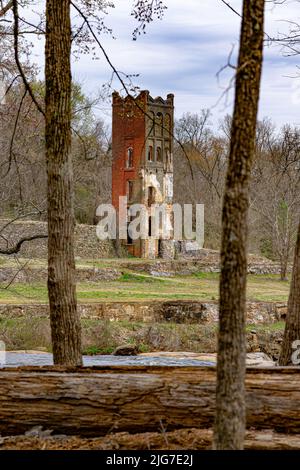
(165, 146, 171, 164)
(127, 219, 133, 245)
(127, 180, 134, 201)
(148, 186, 155, 206)
(156, 145, 162, 162)
(148, 216, 152, 237)
(148, 145, 154, 162)
(156, 112, 163, 137)
(165, 113, 171, 136)
(126, 147, 134, 168)
(148, 111, 155, 135)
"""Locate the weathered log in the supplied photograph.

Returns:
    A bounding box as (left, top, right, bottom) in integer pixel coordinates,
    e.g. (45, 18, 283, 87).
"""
(0, 366, 300, 437)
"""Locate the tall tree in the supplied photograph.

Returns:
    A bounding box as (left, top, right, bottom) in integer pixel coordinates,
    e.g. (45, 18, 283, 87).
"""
(275, 8, 300, 362)
(251, 124, 300, 280)
(279, 221, 300, 365)
(45, 0, 82, 365)
(214, 0, 265, 450)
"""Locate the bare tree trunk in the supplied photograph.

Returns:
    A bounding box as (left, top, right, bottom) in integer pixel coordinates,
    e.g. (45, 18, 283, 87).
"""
(279, 221, 300, 365)
(45, 0, 82, 365)
(213, 0, 265, 450)
(280, 257, 288, 282)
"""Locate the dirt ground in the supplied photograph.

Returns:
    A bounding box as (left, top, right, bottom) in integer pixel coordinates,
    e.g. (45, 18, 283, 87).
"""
(0, 428, 211, 450)
(1, 428, 300, 450)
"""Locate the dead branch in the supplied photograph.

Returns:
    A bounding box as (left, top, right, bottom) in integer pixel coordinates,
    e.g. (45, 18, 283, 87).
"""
(0, 234, 48, 255)
(0, 0, 13, 18)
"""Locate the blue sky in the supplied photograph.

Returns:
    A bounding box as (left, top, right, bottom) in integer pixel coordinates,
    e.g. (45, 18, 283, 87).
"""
(30, 0, 300, 130)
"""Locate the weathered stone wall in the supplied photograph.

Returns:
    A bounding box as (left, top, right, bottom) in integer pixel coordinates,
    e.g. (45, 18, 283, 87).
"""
(0, 257, 289, 284)
(121, 255, 291, 276)
(176, 248, 292, 275)
(160, 240, 176, 260)
(0, 219, 115, 259)
(0, 266, 121, 284)
(0, 300, 287, 324)
(0, 218, 291, 275)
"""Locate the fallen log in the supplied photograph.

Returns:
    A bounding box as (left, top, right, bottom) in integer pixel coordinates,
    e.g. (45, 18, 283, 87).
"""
(0, 366, 300, 437)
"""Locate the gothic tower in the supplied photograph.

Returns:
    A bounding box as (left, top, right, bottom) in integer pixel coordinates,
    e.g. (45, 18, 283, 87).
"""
(112, 90, 175, 259)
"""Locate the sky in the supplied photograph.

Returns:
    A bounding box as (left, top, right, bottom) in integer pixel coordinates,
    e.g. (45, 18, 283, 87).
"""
(28, 0, 300, 131)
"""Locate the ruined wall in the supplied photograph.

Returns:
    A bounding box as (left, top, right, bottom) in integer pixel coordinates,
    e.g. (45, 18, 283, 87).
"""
(159, 240, 176, 260)
(0, 219, 115, 259)
(0, 300, 286, 324)
(111, 92, 147, 209)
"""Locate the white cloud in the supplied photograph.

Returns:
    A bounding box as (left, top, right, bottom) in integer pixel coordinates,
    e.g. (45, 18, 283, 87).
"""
(26, 0, 300, 129)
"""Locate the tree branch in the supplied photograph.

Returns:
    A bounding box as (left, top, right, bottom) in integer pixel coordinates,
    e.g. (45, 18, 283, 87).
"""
(0, 0, 13, 18)
(0, 234, 48, 255)
(3, 88, 27, 177)
(12, 0, 45, 117)
(70, 0, 195, 182)
(220, 0, 241, 17)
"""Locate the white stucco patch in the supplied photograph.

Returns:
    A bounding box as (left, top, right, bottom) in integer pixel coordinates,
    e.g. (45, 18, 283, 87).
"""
(165, 174, 173, 199)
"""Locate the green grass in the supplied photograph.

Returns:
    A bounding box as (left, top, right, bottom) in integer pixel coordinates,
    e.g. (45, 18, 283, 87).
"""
(193, 272, 219, 280)
(82, 345, 115, 355)
(246, 321, 285, 332)
(0, 284, 47, 302)
(0, 271, 291, 304)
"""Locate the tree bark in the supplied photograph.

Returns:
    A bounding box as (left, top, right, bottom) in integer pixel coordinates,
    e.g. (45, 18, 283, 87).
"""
(279, 221, 300, 365)
(280, 254, 289, 282)
(45, 0, 82, 365)
(0, 366, 300, 437)
(0, 0, 13, 18)
(214, 0, 265, 450)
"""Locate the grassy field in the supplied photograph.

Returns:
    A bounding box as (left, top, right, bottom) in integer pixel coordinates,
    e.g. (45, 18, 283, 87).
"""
(0, 270, 290, 304)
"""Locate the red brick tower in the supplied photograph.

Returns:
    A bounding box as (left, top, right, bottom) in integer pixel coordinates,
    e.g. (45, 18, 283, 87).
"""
(112, 90, 174, 258)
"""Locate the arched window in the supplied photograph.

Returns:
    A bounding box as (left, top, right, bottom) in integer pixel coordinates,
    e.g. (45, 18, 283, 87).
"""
(164, 114, 171, 136)
(148, 216, 152, 237)
(156, 112, 163, 137)
(148, 144, 154, 162)
(148, 111, 155, 135)
(156, 145, 162, 162)
(126, 147, 133, 168)
(127, 217, 133, 245)
(127, 180, 134, 201)
(165, 144, 171, 164)
(148, 186, 155, 207)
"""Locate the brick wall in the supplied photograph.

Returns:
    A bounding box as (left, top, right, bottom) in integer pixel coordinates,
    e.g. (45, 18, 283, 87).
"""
(112, 91, 148, 209)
